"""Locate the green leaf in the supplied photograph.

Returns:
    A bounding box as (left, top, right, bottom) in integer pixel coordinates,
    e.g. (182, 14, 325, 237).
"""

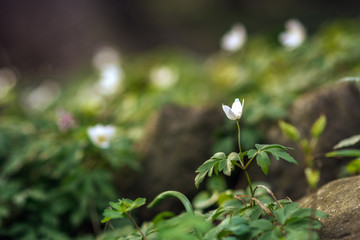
(255, 144, 290, 151)
(148, 191, 194, 214)
(311, 115, 327, 138)
(247, 149, 258, 158)
(279, 121, 300, 142)
(195, 152, 234, 188)
(156, 213, 211, 240)
(256, 151, 270, 175)
(273, 207, 286, 225)
(265, 148, 298, 165)
(101, 209, 125, 223)
(207, 175, 227, 192)
(249, 219, 274, 231)
(129, 198, 146, 211)
(346, 158, 360, 174)
(304, 168, 320, 188)
(334, 134, 360, 149)
(101, 197, 146, 223)
(194, 158, 219, 189)
(326, 149, 360, 158)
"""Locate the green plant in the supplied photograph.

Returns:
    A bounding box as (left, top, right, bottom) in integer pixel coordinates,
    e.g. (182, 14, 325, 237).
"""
(326, 134, 360, 176)
(279, 115, 327, 190)
(100, 98, 326, 240)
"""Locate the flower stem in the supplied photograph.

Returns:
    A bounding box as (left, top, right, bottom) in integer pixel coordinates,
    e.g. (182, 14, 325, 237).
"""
(126, 212, 147, 240)
(236, 120, 245, 167)
(235, 120, 254, 198)
(245, 170, 254, 197)
(236, 120, 242, 156)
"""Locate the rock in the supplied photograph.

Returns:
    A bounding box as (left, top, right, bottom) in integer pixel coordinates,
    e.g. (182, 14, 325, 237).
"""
(260, 82, 360, 200)
(299, 175, 360, 240)
(116, 104, 224, 220)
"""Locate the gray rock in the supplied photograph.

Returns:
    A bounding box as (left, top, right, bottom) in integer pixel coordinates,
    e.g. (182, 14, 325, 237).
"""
(260, 82, 360, 200)
(116, 104, 224, 220)
(299, 175, 360, 240)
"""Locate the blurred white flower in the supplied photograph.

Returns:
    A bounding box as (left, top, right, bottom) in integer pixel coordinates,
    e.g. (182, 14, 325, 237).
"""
(149, 65, 179, 89)
(92, 46, 121, 70)
(279, 19, 306, 50)
(222, 98, 244, 120)
(22, 81, 61, 112)
(97, 64, 124, 95)
(221, 23, 247, 53)
(87, 124, 116, 149)
(0, 68, 17, 99)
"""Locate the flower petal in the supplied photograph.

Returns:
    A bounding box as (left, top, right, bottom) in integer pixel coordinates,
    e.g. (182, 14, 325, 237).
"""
(222, 104, 237, 120)
(231, 98, 243, 117)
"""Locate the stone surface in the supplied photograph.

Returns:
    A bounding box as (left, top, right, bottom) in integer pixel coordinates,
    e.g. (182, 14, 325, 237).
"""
(115, 104, 224, 220)
(299, 175, 360, 240)
(260, 82, 360, 200)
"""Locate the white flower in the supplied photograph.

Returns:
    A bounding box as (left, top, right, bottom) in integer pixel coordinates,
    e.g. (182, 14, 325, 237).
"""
(222, 98, 244, 120)
(87, 124, 116, 149)
(221, 23, 247, 53)
(22, 81, 61, 112)
(92, 46, 121, 70)
(279, 19, 306, 50)
(97, 64, 124, 95)
(149, 65, 179, 89)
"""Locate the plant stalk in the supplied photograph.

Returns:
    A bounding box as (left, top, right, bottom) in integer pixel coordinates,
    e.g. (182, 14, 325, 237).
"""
(126, 212, 147, 240)
(236, 120, 254, 198)
(245, 170, 254, 197)
(236, 121, 243, 166)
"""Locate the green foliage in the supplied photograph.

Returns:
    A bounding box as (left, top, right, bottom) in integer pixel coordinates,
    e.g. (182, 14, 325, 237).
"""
(333, 134, 360, 149)
(195, 145, 297, 187)
(279, 115, 328, 188)
(148, 191, 194, 214)
(2, 17, 358, 239)
(326, 149, 360, 158)
(195, 152, 238, 189)
(101, 198, 146, 223)
(155, 213, 211, 240)
(279, 121, 300, 142)
(311, 115, 327, 138)
(327, 134, 360, 175)
(250, 144, 298, 175)
(101, 189, 327, 240)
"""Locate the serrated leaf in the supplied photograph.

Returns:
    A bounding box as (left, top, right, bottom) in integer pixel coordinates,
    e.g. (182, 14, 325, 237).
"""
(279, 121, 300, 142)
(227, 152, 240, 162)
(247, 149, 258, 158)
(194, 158, 219, 188)
(128, 198, 146, 211)
(195, 152, 233, 188)
(265, 147, 298, 165)
(334, 134, 360, 149)
(101, 208, 125, 222)
(255, 144, 290, 151)
(311, 115, 327, 138)
(256, 151, 270, 175)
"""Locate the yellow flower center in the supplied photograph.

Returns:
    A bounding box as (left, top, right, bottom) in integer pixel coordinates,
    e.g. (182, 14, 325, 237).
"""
(97, 135, 107, 143)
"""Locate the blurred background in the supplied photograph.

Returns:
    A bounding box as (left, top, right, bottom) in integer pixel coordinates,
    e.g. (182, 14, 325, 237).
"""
(0, 1, 360, 239)
(1, 0, 359, 83)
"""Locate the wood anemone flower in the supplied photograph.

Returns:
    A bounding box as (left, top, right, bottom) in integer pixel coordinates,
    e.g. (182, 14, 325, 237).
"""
(87, 124, 116, 149)
(220, 23, 247, 53)
(279, 19, 306, 50)
(222, 98, 244, 120)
